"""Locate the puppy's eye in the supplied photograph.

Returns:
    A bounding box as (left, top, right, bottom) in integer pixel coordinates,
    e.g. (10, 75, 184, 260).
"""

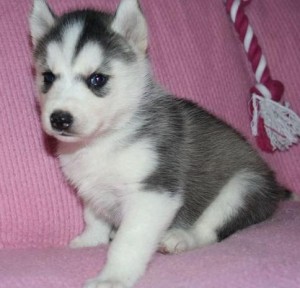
(87, 73, 108, 89)
(43, 71, 56, 85)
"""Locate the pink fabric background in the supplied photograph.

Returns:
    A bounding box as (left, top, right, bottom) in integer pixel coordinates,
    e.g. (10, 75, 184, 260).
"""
(0, 0, 299, 251)
(0, 201, 300, 288)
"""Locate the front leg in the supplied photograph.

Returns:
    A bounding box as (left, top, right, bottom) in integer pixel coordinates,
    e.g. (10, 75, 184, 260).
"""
(70, 205, 111, 248)
(84, 190, 181, 288)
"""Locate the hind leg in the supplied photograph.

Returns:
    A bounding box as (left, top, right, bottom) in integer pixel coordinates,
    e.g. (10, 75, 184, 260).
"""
(160, 171, 257, 254)
(158, 225, 218, 254)
(158, 228, 197, 254)
(191, 171, 259, 247)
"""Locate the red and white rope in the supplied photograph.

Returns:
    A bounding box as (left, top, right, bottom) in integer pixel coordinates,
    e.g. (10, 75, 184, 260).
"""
(224, 0, 300, 152)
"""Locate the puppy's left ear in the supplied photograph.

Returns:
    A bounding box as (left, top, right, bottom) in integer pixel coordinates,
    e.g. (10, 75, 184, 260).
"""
(112, 0, 148, 53)
(29, 0, 56, 47)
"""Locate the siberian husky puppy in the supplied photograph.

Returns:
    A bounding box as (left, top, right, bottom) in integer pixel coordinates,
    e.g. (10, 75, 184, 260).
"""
(29, 0, 285, 287)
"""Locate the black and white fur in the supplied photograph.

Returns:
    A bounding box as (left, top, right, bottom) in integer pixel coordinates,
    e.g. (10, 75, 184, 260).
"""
(29, 0, 285, 287)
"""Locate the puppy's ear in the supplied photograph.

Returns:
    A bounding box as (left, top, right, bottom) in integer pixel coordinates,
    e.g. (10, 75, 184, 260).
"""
(29, 0, 56, 47)
(111, 0, 148, 53)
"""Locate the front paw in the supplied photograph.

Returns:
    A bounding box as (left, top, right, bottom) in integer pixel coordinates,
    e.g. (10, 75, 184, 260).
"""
(84, 277, 127, 288)
(70, 233, 109, 249)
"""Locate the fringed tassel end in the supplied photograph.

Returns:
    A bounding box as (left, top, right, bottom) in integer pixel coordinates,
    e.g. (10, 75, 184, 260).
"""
(251, 93, 300, 151)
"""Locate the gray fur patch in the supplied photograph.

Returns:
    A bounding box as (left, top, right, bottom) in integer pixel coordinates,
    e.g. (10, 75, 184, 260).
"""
(133, 80, 283, 234)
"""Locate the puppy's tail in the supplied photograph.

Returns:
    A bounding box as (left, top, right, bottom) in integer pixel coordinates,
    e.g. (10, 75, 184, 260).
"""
(281, 188, 299, 201)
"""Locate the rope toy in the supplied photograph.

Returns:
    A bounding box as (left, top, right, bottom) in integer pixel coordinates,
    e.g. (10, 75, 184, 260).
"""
(224, 0, 300, 152)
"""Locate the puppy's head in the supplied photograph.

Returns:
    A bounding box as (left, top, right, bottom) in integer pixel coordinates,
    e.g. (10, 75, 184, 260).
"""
(29, 0, 149, 143)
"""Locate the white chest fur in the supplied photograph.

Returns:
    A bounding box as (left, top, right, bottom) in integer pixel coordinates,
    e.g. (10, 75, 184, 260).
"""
(58, 134, 157, 225)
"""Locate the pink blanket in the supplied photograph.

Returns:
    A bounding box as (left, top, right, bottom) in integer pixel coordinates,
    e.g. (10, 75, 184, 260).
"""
(1, 201, 299, 288)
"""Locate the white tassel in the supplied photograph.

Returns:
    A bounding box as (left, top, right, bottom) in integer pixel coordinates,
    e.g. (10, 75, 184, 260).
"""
(251, 93, 300, 151)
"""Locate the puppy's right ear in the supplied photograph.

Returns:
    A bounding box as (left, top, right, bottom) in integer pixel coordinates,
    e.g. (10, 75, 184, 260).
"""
(29, 0, 56, 47)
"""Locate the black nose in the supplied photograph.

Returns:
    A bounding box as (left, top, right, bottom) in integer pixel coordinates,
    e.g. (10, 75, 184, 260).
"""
(50, 110, 73, 131)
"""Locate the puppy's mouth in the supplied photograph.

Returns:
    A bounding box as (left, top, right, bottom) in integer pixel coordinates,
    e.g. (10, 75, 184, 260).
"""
(51, 129, 81, 143)
(58, 131, 75, 137)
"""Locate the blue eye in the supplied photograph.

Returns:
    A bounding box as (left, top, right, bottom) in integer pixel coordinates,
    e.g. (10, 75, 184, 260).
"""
(87, 73, 108, 89)
(43, 71, 56, 85)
